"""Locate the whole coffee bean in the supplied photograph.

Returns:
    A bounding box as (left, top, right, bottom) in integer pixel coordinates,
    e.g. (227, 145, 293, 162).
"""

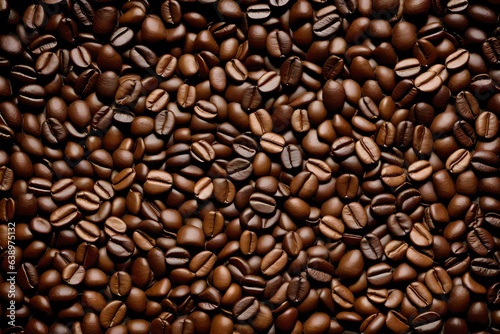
(337, 250, 364, 280)
(360, 233, 384, 260)
(318, 215, 344, 241)
(424, 267, 453, 295)
(331, 279, 354, 308)
(313, 12, 341, 38)
(342, 202, 367, 230)
(367, 263, 393, 286)
(355, 137, 381, 165)
(445, 48, 470, 71)
(49, 284, 78, 303)
(107, 234, 135, 259)
(453, 120, 476, 148)
(144, 170, 173, 195)
(261, 249, 288, 277)
(409, 222, 433, 247)
(225, 59, 248, 82)
(407, 161, 432, 182)
(307, 257, 334, 283)
(476, 111, 499, 139)
(232, 296, 259, 321)
(50, 204, 81, 228)
(287, 276, 310, 303)
(280, 56, 302, 88)
(74, 220, 100, 243)
(395, 58, 422, 78)
(371, 194, 397, 216)
(415, 70, 443, 93)
(112, 168, 136, 192)
(100, 300, 127, 328)
(466, 227, 494, 256)
(482, 37, 499, 65)
(455, 91, 480, 120)
(446, 149, 471, 174)
(75, 190, 101, 212)
(406, 281, 433, 308)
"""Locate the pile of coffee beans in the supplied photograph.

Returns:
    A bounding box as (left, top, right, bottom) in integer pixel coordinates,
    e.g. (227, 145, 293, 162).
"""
(0, 0, 499, 332)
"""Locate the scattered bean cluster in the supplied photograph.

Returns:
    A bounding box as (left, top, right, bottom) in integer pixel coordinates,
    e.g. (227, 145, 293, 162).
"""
(0, 0, 499, 333)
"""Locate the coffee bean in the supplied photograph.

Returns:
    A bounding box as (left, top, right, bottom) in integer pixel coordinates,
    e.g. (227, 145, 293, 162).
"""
(482, 37, 500, 65)
(266, 30, 292, 58)
(415, 70, 443, 92)
(445, 49, 470, 71)
(281, 56, 302, 87)
(455, 91, 480, 120)
(287, 276, 310, 303)
(100, 300, 127, 328)
(313, 12, 341, 38)
(355, 137, 381, 164)
(476, 111, 499, 139)
(446, 148, 471, 174)
(233, 296, 259, 321)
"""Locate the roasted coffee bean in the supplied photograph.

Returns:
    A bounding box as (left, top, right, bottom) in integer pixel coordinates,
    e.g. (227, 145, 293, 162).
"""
(355, 137, 381, 164)
(360, 234, 384, 260)
(313, 12, 341, 38)
(476, 111, 499, 139)
(455, 91, 480, 120)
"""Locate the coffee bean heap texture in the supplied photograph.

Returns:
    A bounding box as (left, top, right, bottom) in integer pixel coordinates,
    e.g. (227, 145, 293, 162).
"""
(0, 0, 499, 333)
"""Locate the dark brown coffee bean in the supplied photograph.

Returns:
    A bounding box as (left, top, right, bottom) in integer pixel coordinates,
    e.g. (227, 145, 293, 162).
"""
(392, 79, 417, 107)
(446, 149, 471, 174)
(112, 168, 136, 192)
(336, 174, 359, 200)
(467, 227, 494, 256)
(233, 296, 259, 321)
(107, 234, 135, 259)
(50, 204, 81, 228)
(424, 267, 453, 294)
(452, 120, 476, 148)
(337, 250, 364, 280)
(395, 58, 421, 78)
(371, 194, 397, 216)
(476, 111, 499, 139)
(445, 48, 469, 71)
(355, 137, 381, 164)
(471, 150, 499, 174)
(406, 281, 433, 308)
(313, 12, 341, 38)
(360, 233, 384, 260)
(100, 300, 127, 328)
(409, 222, 433, 247)
(49, 284, 78, 303)
(342, 202, 367, 230)
(75, 220, 100, 243)
(482, 37, 500, 65)
(280, 56, 302, 88)
(307, 257, 334, 283)
(261, 249, 287, 277)
(415, 70, 443, 93)
(266, 30, 292, 58)
(455, 91, 480, 120)
(331, 136, 355, 158)
(287, 276, 310, 303)
(225, 58, 248, 82)
(75, 190, 101, 212)
(249, 109, 272, 136)
(144, 170, 173, 195)
(331, 279, 354, 308)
